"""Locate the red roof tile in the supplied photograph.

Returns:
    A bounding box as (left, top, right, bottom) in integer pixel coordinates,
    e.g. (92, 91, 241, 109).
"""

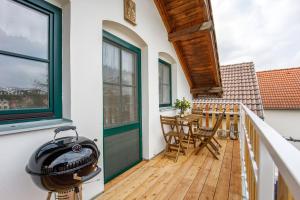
(257, 67, 300, 110)
(197, 62, 264, 118)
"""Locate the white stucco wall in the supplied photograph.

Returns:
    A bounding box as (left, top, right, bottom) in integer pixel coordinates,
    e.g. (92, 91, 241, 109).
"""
(264, 110, 300, 150)
(0, 0, 192, 199)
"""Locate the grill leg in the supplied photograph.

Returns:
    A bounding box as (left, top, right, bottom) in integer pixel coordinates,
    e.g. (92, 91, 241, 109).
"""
(47, 192, 52, 200)
(75, 187, 80, 200)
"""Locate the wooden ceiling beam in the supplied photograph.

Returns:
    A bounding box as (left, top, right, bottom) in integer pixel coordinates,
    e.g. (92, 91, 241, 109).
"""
(190, 87, 223, 94)
(207, 31, 222, 87)
(168, 21, 213, 42)
(154, 0, 222, 92)
(205, 0, 222, 87)
(173, 43, 194, 87)
(203, 0, 211, 21)
(153, 0, 173, 32)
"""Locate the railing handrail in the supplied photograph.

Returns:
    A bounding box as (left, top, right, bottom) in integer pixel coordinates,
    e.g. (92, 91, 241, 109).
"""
(194, 100, 241, 104)
(241, 103, 300, 199)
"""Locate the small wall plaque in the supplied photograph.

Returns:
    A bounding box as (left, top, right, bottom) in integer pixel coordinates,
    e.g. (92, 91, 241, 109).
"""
(124, 0, 136, 25)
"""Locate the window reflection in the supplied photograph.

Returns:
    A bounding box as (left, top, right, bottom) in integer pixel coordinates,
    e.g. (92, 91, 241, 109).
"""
(0, 0, 49, 59)
(122, 50, 136, 86)
(159, 61, 171, 106)
(103, 42, 120, 84)
(0, 55, 49, 110)
(103, 40, 138, 128)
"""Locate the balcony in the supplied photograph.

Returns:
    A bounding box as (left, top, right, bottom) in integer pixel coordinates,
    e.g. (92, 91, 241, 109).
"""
(96, 101, 300, 200)
(97, 139, 241, 200)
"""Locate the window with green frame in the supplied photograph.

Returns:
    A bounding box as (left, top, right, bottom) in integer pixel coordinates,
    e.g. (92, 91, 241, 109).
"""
(159, 59, 172, 107)
(0, 0, 62, 123)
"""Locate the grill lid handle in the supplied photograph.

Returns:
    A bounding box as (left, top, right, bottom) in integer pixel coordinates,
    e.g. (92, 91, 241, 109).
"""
(54, 126, 78, 142)
(73, 165, 101, 182)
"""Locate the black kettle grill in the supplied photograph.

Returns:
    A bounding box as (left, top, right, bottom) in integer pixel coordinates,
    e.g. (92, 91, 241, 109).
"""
(26, 126, 101, 199)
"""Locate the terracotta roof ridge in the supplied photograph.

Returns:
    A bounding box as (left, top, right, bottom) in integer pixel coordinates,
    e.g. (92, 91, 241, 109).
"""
(221, 61, 254, 67)
(257, 66, 300, 73)
(197, 61, 264, 118)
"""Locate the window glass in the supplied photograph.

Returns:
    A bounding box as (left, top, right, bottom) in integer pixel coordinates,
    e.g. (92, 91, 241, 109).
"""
(0, 55, 48, 110)
(159, 60, 171, 107)
(162, 85, 170, 104)
(0, 0, 62, 122)
(0, 0, 49, 59)
(103, 42, 120, 84)
(122, 86, 137, 123)
(162, 65, 170, 84)
(122, 50, 135, 86)
(103, 40, 138, 128)
(103, 84, 122, 128)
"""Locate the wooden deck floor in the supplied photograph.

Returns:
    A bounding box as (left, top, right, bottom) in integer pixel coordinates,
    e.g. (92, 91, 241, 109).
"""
(96, 139, 242, 200)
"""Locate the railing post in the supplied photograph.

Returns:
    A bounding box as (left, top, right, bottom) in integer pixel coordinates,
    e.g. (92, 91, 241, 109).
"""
(225, 104, 230, 136)
(257, 138, 275, 200)
(218, 104, 223, 130)
(212, 104, 216, 126)
(239, 105, 248, 199)
(278, 173, 295, 200)
(199, 103, 203, 127)
(205, 104, 210, 128)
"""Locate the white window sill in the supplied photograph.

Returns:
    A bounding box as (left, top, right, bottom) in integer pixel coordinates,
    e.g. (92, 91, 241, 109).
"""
(0, 118, 73, 136)
(159, 107, 176, 112)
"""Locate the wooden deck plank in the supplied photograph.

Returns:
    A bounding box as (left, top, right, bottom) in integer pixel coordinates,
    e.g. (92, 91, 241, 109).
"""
(184, 139, 227, 200)
(96, 139, 242, 200)
(213, 139, 234, 200)
(198, 139, 232, 200)
(228, 140, 242, 199)
(123, 158, 182, 200)
(104, 160, 147, 191)
(168, 148, 210, 200)
(153, 153, 200, 199)
(98, 155, 165, 200)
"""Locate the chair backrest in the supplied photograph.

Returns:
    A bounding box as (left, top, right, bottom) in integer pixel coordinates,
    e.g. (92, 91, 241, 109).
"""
(212, 111, 224, 133)
(160, 115, 180, 142)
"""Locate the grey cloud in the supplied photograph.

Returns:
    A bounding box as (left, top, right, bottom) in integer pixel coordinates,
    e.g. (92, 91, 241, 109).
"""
(0, 54, 48, 89)
(0, 28, 48, 59)
(212, 0, 300, 71)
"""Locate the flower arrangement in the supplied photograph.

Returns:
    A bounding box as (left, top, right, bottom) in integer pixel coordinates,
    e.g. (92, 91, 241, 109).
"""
(174, 97, 191, 116)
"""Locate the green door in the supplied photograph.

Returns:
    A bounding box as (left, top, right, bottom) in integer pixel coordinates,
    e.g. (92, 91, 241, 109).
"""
(102, 31, 142, 183)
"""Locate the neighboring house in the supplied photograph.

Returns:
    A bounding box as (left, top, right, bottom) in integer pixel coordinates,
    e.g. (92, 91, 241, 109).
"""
(0, 0, 221, 199)
(0, 99, 9, 110)
(197, 62, 264, 118)
(257, 67, 300, 149)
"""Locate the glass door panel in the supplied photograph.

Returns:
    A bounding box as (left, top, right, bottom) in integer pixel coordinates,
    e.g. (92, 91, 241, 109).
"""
(102, 34, 141, 183)
(122, 86, 137, 123)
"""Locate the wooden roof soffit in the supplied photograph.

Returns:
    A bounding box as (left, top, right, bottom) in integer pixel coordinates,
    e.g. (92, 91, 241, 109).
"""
(168, 21, 213, 42)
(154, 0, 222, 96)
(191, 87, 223, 98)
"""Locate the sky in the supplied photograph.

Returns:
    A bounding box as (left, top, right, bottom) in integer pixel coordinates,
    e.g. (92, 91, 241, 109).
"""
(211, 0, 300, 71)
(0, 0, 48, 89)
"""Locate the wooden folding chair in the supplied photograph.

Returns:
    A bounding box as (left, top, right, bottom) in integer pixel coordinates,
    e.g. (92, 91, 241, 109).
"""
(160, 115, 186, 162)
(193, 111, 224, 159)
(191, 108, 203, 130)
(178, 120, 196, 151)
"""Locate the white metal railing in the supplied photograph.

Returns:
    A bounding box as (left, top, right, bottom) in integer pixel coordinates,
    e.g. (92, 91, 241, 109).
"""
(192, 101, 300, 200)
(240, 103, 300, 200)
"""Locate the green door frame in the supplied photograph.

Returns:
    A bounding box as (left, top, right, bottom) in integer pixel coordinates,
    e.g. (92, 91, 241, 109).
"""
(102, 30, 142, 183)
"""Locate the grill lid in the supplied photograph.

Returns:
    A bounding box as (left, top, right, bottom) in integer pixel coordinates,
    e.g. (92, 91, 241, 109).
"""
(26, 126, 100, 176)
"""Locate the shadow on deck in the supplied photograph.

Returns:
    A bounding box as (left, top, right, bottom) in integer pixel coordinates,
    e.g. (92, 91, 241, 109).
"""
(96, 139, 242, 200)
